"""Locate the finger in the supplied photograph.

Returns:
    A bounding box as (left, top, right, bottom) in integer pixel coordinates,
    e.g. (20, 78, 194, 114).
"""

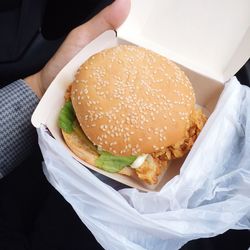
(87, 0, 131, 31)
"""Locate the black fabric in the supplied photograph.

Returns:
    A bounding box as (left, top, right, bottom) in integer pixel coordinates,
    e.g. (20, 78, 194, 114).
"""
(0, 146, 103, 250)
(236, 60, 250, 87)
(0, 0, 47, 63)
(0, 0, 55, 86)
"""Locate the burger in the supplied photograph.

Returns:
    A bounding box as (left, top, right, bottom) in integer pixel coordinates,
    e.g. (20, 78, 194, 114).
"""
(58, 45, 206, 185)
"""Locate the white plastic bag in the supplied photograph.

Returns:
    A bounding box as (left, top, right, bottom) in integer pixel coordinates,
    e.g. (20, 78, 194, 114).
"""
(38, 77, 250, 250)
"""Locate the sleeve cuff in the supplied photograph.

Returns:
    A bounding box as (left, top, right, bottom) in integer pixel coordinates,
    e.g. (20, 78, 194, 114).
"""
(0, 79, 39, 177)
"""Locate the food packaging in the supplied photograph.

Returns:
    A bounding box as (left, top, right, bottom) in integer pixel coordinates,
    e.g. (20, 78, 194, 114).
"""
(32, 1, 250, 249)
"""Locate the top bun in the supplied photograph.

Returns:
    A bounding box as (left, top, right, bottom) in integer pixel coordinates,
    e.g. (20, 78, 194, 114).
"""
(71, 45, 195, 156)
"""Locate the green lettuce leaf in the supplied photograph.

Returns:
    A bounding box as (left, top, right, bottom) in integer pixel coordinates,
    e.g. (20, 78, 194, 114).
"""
(58, 101, 76, 133)
(95, 151, 136, 173)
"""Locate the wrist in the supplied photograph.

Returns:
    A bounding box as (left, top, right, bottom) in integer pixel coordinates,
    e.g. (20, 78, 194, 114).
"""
(24, 72, 43, 99)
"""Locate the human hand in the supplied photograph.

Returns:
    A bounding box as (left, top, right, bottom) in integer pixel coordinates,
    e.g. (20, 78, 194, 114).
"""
(25, 0, 130, 98)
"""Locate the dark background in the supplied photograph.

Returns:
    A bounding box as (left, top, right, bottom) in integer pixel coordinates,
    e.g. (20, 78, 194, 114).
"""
(0, 0, 249, 250)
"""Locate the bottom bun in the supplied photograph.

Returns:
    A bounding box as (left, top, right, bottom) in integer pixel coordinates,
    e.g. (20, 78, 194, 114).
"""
(62, 129, 133, 176)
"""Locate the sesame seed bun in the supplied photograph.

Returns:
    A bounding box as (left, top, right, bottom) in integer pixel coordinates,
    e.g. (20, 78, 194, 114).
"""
(71, 45, 195, 156)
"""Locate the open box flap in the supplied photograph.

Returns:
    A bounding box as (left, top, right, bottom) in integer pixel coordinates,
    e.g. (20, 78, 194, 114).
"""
(118, 0, 250, 83)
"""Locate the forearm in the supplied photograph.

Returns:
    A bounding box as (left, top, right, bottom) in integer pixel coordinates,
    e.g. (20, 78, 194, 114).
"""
(0, 80, 39, 178)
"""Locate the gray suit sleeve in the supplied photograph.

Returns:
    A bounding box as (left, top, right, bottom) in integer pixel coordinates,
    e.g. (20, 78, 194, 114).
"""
(0, 80, 39, 178)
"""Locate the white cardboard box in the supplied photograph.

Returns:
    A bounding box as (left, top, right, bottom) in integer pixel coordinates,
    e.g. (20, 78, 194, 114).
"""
(31, 0, 250, 191)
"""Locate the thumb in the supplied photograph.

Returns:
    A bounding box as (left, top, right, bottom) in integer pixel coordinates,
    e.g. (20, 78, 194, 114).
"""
(77, 0, 131, 44)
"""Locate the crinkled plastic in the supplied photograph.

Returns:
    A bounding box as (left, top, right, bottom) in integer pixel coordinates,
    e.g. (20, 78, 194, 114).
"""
(38, 77, 250, 250)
